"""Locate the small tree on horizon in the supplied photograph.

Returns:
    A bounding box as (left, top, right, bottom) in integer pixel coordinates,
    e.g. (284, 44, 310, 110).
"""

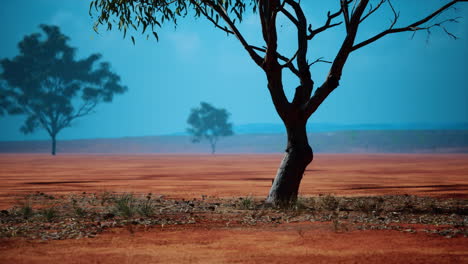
(187, 102, 234, 154)
(0, 25, 127, 155)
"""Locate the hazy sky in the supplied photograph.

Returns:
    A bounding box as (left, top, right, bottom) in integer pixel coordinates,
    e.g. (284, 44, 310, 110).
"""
(1, 0, 467, 141)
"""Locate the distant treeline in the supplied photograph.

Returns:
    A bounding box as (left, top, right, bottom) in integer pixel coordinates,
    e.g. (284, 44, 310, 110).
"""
(0, 130, 467, 154)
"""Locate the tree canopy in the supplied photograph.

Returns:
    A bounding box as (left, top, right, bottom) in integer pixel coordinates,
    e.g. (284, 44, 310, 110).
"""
(187, 102, 234, 154)
(0, 24, 127, 155)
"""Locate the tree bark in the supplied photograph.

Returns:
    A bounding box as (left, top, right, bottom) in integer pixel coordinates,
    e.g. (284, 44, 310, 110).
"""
(266, 121, 313, 205)
(51, 134, 56, 156)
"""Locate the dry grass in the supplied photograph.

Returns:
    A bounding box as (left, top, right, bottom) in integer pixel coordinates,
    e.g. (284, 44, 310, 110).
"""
(0, 192, 466, 240)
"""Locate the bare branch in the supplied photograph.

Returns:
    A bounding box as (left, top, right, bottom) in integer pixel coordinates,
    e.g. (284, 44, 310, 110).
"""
(305, 0, 370, 117)
(201, 0, 264, 67)
(308, 57, 332, 67)
(352, 0, 465, 51)
(279, 6, 299, 26)
(307, 9, 343, 40)
(341, 0, 351, 32)
(250, 45, 300, 76)
(360, 0, 386, 23)
(284, 0, 315, 107)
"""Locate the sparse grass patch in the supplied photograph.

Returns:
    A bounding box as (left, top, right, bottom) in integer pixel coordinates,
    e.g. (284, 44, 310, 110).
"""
(238, 196, 254, 210)
(354, 197, 383, 214)
(317, 194, 340, 211)
(40, 207, 58, 222)
(0, 192, 466, 240)
(71, 198, 87, 218)
(18, 200, 34, 219)
(113, 193, 137, 218)
(137, 193, 155, 217)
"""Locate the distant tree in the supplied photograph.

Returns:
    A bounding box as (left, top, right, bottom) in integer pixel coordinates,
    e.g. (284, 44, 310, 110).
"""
(0, 25, 127, 155)
(0, 82, 13, 116)
(187, 102, 234, 154)
(91, 0, 467, 205)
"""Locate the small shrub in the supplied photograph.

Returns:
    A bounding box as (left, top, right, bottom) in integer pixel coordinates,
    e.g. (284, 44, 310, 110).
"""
(239, 196, 254, 210)
(19, 201, 34, 219)
(41, 207, 57, 222)
(138, 193, 155, 217)
(71, 199, 87, 217)
(113, 193, 136, 218)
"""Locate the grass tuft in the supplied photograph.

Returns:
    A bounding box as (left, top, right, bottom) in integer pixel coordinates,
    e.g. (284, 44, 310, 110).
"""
(113, 193, 137, 218)
(40, 207, 57, 222)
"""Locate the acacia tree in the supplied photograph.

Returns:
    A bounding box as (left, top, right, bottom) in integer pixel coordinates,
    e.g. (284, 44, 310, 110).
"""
(0, 25, 127, 155)
(90, 0, 467, 205)
(187, 102, 234, 154)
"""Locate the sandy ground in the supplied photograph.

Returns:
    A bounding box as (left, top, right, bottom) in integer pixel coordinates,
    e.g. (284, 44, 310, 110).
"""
(0, 154, 467, 263)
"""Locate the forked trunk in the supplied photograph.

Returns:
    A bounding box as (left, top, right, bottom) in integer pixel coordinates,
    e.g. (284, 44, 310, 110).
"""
(266, 121, 313, 206)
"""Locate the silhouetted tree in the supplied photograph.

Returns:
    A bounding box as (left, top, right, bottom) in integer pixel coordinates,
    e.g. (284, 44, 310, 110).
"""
(90, 0, 467, 205)
(0, 82, 14, 116)
(0, 25, 127, 155)
(187, 102, 234, 154)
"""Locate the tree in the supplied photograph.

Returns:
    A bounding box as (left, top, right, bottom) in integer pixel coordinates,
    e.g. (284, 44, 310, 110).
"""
(90, 0, 467, 205)
(0, 82, 14, 116)
(0, 25, 127, 155)
(187, 102, 234, 154)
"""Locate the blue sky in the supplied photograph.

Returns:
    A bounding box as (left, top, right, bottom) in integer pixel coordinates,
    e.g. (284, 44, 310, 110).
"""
(1, 0, 467, 141)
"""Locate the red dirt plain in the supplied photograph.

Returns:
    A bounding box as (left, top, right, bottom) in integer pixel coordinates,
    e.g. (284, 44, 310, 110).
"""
(0, 154, 467, 263)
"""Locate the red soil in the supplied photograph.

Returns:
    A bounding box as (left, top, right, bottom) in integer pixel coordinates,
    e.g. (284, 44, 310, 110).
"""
(0, 154, 467, 208)
(1, 222, 467, 264)
(0, 154, 467, 263)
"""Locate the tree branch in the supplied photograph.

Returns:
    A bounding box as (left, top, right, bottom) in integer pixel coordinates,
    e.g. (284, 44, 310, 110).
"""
(305, 0, 370, 117)
(360, 0, 386, 23)
(192, 1, 234, 35)
(308, 9, 343, 40)
(284, 0, 314, 107)
(250, 45, 300, 76)
(200, 0, 264, 67)
(352, 0, 465, 51)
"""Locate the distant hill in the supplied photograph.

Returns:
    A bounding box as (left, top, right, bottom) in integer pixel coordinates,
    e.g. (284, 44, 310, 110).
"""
(1, 130, 467, 154)
(233, 122, 468, 134)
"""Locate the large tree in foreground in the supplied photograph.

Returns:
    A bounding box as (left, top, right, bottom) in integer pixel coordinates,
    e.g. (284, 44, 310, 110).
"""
(0, 25, 127, 155)
(187, 102, 234, 154)
(90, 0, 467, 205)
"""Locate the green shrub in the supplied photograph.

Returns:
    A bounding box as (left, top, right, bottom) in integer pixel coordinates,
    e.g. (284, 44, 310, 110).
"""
(113, 193, 136, 218)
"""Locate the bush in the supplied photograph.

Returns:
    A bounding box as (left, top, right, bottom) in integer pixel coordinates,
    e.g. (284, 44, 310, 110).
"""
(113, 193, 137, 218)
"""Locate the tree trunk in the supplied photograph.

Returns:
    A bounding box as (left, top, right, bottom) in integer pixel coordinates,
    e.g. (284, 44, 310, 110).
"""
(210, 142, 215, 155)
(51, 134, 56, 156)
(266, 121, 313, 206)
(209, 137, 217, 155)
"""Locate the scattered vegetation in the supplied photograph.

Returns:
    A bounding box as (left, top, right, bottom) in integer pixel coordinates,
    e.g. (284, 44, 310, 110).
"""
(0, 192, 466, 240)
(18, 200, 34, 219)
(113, 193, 137, 218)
(40, 207, 58, 222)
(238, 196, 255, 210)
(137, 193, 155, 217)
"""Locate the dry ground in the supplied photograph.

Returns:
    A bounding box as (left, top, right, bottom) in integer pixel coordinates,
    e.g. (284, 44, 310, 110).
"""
(0, 154, 467, 263)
